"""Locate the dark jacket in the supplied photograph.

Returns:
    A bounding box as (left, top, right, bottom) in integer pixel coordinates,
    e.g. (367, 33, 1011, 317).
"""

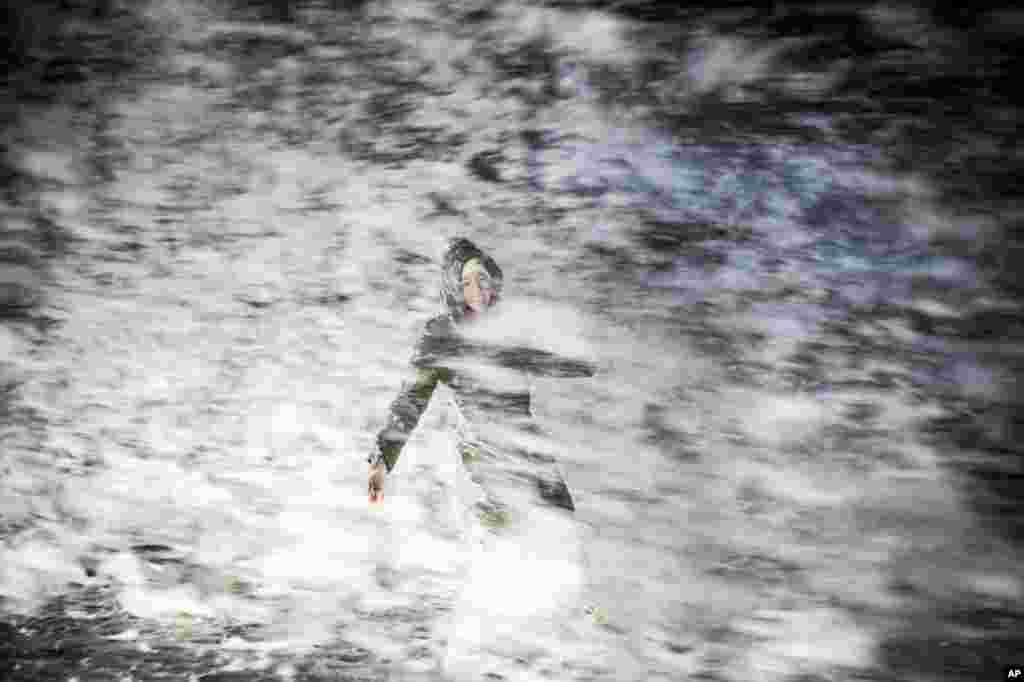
(371, 238, 594, 473)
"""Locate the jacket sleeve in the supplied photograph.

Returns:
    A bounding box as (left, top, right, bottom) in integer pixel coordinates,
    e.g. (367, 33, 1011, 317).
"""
(490, 345, 596, 378)
(373, 366, 448, 472)
(372, 317, 454, 473)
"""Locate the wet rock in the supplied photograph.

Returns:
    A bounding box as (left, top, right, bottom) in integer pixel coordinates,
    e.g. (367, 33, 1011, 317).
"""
(393, 248, 431, 266)
(958, 309, 1024, 342)
(536, 475, 575, 512)
(238, 296, 274, 310)
(0, 263, 44, 317)
(312, 293, 351, 306)
(461, 6, 495, 24)
(0, 233, 42, 268)
(635, 220, 739, 254)
(666, 642, 694, 654)
(842, 401, 883, 424)
(364, 90, 415, 125)
(374, 563, 398, 590)
(643, 402, 700, 461)
(425, 191, 464, 217)
(130, 544, 188, 568)
(468, 149, 503, 183)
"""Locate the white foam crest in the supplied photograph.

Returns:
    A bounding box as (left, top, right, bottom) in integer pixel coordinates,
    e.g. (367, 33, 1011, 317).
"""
(461, 297, 593, 361)
(686, 34, 784, 96)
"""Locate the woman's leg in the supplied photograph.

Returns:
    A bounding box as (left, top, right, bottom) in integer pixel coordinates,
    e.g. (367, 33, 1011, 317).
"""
(444, 442, 586, 680)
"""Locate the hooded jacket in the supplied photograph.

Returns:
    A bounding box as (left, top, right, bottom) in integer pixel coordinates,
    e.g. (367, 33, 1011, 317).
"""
(371, 238, 594, 473)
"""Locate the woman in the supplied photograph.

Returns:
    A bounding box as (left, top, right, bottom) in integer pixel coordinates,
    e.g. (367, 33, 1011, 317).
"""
(366, 237, 597, 678)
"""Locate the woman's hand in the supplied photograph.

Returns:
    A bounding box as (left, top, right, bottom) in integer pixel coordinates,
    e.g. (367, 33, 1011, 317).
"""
(368, 461, 387, 504)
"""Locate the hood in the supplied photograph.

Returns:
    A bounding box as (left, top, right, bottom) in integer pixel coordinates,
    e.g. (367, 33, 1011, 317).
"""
(440, 237, 503, 323)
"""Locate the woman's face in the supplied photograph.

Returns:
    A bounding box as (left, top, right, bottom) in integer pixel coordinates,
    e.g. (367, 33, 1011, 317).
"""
(462, 260, 495, 317)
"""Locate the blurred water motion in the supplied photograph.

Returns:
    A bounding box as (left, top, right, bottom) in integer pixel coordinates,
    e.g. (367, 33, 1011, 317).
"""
(1, 1, 1022, 681)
